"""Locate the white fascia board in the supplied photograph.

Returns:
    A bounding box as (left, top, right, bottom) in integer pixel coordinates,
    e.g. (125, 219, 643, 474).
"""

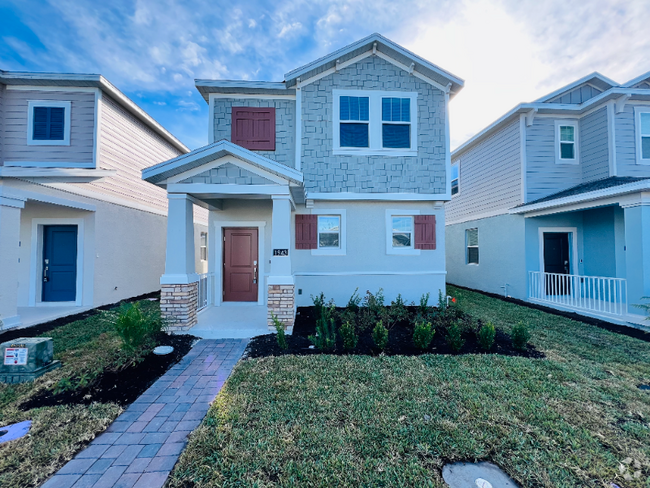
(622, 70, 650, 88)
(0, 167, 115, 179)
(509, 180, 650, 215)
(307, 192, 447, 202)
(167, 183, 291, 195)
(0, 184, 96, 211)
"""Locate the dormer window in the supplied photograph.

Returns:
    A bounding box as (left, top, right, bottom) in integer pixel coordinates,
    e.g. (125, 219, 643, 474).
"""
(333, 90, 417, 157)
(555, 120, 579, 164)
(27, 101, 71, 146)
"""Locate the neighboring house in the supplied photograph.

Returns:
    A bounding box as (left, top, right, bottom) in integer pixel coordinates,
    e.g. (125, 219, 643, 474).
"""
(446, 71, 650, 325)
(0, 70, 207, 330)
(142, 33, 464, 333)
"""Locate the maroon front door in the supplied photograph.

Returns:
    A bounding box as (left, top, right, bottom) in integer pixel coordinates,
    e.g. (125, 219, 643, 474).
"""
(223, 228, 258, 302)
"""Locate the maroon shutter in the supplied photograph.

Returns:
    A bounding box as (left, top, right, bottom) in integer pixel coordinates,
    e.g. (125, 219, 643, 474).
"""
(231, 107, 276, 151)
(295, 215, 317, 249)
(414, 215, 436, 250)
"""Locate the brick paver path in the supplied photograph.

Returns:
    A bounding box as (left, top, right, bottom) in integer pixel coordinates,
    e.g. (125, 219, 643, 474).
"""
(43, 339, 248, 488)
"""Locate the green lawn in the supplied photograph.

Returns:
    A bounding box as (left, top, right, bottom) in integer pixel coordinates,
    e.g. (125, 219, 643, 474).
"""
(0, 301, 158, 488)
(169, 286, 650, 487)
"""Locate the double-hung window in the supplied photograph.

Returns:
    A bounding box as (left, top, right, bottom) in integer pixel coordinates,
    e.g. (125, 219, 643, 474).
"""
(27, 100, 71, 146)
(555, 120, 578, 164)
(451, 163, 459, 196)
(466, 228, 479, 265)
(200, 232, 208, 261)
(391, 216, 414, 248)
(334, 90, 417, 156)
(635, 108, 650, 164)
(317, 215, 341, 249)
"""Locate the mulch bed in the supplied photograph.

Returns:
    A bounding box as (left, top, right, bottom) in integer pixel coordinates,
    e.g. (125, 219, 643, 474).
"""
(19, 332, 196, 410)
(0, 291, 160, 344)
(246, 306, 544, 359)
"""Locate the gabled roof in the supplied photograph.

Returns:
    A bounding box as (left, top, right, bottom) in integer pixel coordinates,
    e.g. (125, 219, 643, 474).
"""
(534, 72, 618, 103)
(283, 33, 464, 96)
(623, 70, 650, 88)
(142, 139, 303, 186)
(195, 80, 294, 102)
(0, 70, 188, 153)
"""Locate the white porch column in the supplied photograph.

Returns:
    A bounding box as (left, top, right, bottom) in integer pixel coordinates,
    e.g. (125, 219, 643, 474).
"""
(623, 201, 650, 311)
(268, 195, 295, 329)
(0, 193, 25, 330)
(160, 193, 199, 332)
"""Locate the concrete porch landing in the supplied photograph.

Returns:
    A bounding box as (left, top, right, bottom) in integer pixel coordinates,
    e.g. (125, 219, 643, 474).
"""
(188, 306, 270, 339)
(13, 306, 92, 330)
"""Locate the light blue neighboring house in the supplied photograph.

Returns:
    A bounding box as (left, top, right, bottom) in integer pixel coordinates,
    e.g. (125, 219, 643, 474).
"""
(142, 33, 464, 335)
(446, 72, 650, 326)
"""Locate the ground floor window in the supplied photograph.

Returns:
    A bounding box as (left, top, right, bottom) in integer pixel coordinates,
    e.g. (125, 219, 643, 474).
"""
(391, 216, 414, 248)
(466, 228, 479, 264)
(317, 215, 341, 249)
(200, 232, 207, 261)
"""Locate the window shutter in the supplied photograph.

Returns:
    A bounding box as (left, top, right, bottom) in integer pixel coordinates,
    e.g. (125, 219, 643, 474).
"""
(295, 214, 317, 249)
(231, 107, 275, 151)
(414, 215, 436, 250)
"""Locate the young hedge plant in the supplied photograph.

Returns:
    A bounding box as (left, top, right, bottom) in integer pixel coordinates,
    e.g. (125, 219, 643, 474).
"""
(413, 321, 435, 350)
(445, 321, 465, 352)
(511, 322, 531, 350)
(339, 321, 358, 351)
(271, 313, 288, 350)
(372, 320, 389, 351)
(477, 321, 496, 351)
(309, 315, 336, 351)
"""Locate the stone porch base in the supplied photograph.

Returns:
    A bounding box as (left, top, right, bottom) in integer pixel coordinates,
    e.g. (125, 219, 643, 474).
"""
(161, 282, 198, 332)
(267, 284, 295, 330)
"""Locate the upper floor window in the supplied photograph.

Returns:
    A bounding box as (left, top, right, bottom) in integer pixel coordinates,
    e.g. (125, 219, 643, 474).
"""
(635, 108, 650, 165)
(27, 100, 71, 146)
(231, 107, 275, 151)
(451, 163, 459, 196)
(555, 120, 579, 164)
(333, 90, 417, 157)
(200, 232, 208, 261)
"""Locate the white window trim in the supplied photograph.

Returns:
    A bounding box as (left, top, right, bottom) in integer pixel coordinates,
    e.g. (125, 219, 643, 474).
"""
(554, 120, 579, 165)
(385, 209, 420, 255)
(333, 89, 418, 157)
(27, 100, 72, 146)
(451, 161, 460, 198)
(466, 227, 479, 266)
(634, 107, 650, 165)
(200, 232, 208, 261)
(311, 209, 347, 256)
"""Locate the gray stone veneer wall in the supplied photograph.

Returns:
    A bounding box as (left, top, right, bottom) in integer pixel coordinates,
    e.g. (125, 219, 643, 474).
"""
(212, 98, 295, 168)
(181, 162, 275, 185)
(300, 55, 447, 194)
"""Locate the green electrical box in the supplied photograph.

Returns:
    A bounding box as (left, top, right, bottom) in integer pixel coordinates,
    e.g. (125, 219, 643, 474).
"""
(0, 337, 61, 384)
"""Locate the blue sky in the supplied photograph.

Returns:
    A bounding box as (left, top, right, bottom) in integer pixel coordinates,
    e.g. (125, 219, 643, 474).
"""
(2, 0, 649, 150)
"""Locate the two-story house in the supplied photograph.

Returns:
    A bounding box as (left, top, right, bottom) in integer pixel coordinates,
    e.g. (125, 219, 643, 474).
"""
(446, 72, 650, 326)
(142, 33, 464, 335)
(0, 70, 207, 330)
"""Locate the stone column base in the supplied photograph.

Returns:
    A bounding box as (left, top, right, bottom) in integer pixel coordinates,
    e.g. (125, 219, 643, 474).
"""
(267, 284, 295, 331)
(161, 282, 198, 333)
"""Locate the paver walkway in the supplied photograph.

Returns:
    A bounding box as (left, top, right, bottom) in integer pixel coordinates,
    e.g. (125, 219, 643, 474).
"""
(43, 339, 248, 488)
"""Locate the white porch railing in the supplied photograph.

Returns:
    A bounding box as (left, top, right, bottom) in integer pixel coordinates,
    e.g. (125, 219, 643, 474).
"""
(197, 273, 213, 311)
(529, 271, 628, 316)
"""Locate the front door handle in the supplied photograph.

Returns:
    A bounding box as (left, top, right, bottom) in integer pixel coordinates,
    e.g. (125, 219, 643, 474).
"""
(253, 266, 257, 284)
(43, 266, 49, 282)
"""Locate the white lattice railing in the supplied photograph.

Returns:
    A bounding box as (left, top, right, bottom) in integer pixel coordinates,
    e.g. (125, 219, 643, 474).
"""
(197, 273, 213, 311)
(529, 271, 628, 316)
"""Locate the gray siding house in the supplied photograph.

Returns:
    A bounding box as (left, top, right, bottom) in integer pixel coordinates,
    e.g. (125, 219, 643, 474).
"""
(142, 33, 464, 335)
(0, 70, 207, 330)
(446, 72, 650, 326)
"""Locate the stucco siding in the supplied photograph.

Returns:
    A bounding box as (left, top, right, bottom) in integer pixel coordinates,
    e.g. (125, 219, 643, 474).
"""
(446, 119, 521, 224)
(300, 56, 447, 194)
(2, 88, 95, 165)
(212, 98, 295, 168)
(580, 107, 609, 182)
(526, 117, 582, 201)
(615, 104, 650, 177)
(446, 214, 527, 299)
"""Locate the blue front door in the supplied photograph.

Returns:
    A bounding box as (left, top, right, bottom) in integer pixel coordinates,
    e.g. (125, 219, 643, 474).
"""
(42, 225, 78, 302)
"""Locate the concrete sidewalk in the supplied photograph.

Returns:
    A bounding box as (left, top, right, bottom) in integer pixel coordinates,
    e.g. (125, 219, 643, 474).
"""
(42, 339, 248, 488)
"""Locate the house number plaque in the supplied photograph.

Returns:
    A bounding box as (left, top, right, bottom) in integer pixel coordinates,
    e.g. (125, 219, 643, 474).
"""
(273, 249, 289, 256)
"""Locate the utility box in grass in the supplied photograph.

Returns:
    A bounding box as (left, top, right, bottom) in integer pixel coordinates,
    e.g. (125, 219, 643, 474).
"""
(0, 337, 61, 384)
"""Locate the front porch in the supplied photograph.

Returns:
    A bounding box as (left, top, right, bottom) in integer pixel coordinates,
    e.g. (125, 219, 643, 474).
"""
(142, 141, 304, 335)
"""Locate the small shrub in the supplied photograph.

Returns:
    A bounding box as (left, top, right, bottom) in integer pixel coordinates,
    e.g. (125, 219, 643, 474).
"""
(413, 321, 435, 349)
(309, 315, 336, 351)
(271, 313, 288, 350)
(372, 320, 389, 351)
(108, 302, 164, 352)
(358, 288, 386, 331)
(633, 297, 650, 320)
(346, 287, 362, 312)
(389, 294, 410, 325)
(477, 321, 496, 351)
(339, 321, 358, 350)
(311, 292, 327, 321)
(419, 292, 430, 315)
(446, 321, 465, 352)
(511, 322, 530, 350)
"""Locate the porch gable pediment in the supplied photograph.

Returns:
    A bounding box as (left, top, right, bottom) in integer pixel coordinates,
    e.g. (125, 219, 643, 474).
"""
(177, 162, 277, 186)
